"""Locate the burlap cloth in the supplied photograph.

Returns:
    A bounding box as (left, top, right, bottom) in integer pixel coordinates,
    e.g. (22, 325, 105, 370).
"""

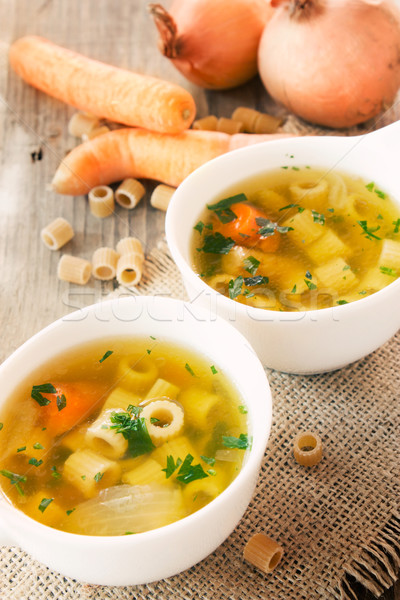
(1, 112, 400, 599)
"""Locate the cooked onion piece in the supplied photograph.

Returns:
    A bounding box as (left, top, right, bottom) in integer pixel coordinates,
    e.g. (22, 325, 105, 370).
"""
(41, 217, 74, 250)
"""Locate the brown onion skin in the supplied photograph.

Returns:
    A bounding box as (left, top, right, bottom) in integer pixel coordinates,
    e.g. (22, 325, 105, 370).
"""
(150, 0, 274, 90)
(258, 0, 400, 128)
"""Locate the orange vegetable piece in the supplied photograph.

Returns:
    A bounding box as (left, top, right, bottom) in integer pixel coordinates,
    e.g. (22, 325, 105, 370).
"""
(40, 382, 106, 436)
(9, 35, 196, 134)
(213, 202, 280, 253)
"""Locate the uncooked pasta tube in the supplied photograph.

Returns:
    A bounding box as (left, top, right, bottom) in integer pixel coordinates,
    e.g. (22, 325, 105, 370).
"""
(88, 185, 115, 218)
(150, 184, 175, 212)
(57, 254, 91, 285)
(293, 431, 323, 467)
(68, 111, 100, 138)
(116, 236, 144, 258)
(92, 247, 119, 280)
(243, 533, 284, 573)
(115, 178, 145, 209)
(41, 217, 74, 250)
(116, 252, 144, 286)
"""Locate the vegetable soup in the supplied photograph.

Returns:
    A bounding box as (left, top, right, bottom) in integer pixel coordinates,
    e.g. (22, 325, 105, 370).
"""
(191, 167, 400, 311)
(0, 337, 248, 536)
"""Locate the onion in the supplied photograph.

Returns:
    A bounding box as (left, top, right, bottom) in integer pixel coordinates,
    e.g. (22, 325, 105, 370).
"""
(149, 0, 273, 89)
(258, 0, 400, 128)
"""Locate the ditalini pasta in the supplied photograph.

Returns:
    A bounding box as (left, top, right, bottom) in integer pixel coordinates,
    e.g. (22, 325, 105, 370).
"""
(0, 337, 249, 535)
(216, 117, 244, 135)
(191, 167, 400, 310)
(41, 217, 74, 250)
(57, 254, 91, 285)
(67, 111, 100, 138)
(116, 252, 144, 287)
(150, 184, 176, 212)
(231, 107, 282, 134)
(88, 185, 115, 218)
(243, 533, 284, 573)
(293, 431, 323, 467)
(192, 115, 218, 131)
(92, 247, 119, 281)
(115, 178, 145, 209)
(116, 236, 144, 258)
(81, 125, 110, 142)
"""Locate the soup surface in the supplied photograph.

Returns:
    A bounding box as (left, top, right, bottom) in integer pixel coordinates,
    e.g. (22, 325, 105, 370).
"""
(191, 167, 400, 311)
(0, 337, 248, 535)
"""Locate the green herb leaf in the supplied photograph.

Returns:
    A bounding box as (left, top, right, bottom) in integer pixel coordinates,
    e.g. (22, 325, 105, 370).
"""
(380, 266, 397, 277)
(256, 217, 293, 236)
(28, 458, 43, 467)
(357, 220, 381, 241)
(194, 221, 205, 234)
(210, 365, 218, 375)
(311, 210, 325, 225)
(290, 284, 297, 294)
(0, 423, 3, 431)
(200, 455, 216, 466)
(110, 409, 155, 458)
(199, 232, 235, 255)
(304, 279, 317, 291)
(56, 394, 67, 412)
(94, 472, 104, 482)
(99, 350, 113, 364)
(229, 276, 244, 299)
(279, 203, 298, 211)
(162, 455, 183, 479)
(366, 182, 375, 192)
(33, 442, 44, 450)
(51, 466, 62, 480)
(238, 405, 248, 414)
(185, 363, 196, 376)
(336, 300, 348, 305)
(243, 275, 269, 287)
(393, 218, 400, 234)
(17, 446, 26, 453)
(31, 383, 56, 406)
(244, 256, 260, 276)
(175, 454, 209, 484)
(222, 433, 250, 450)
(66, 508, 76, 516)
(207, 193, 246, 223)
(38, 498, 53, 513)
(0, 469, 27, 485)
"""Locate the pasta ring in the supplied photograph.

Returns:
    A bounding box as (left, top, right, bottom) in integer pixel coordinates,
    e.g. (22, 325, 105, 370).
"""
(243, 533, 283, 573)
(293, 431, 323, 466)
(141, 399, 184, 445)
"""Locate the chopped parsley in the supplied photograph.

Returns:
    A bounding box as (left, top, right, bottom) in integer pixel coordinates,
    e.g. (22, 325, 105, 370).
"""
(28, 458, 43, 467)
(393, 218, 400, 234)
(94, 472, 104, 482)
(51, 466, 62, 480)
(207, 193, 247, 224)
(66, 508, 76, 516)
(110, 406, 155, 458)
(31, 383, 56, 406)
(229, 276, 244, 300)
(304, 279, 317, 291)
(38, 498, 53, 513)
(163, 454, 209, 484)
(365, 182, 386, 197)
(380, 266, 397, 277)
(198, 232, 235, 255)
(56, 394, 67, 412)
(0, 423, 3, 431)
(238, 405, 248, 414)
(311, 210, 325, 225)
(255, 217, 293, 237)
(200, 455, 216, 466)
(290, 284, 297, 294)
(244, 276, 269, 287)
(210, 365, 218, 375)
(244, 256, 260, 276)
(0, 469, 27, 494)
(17, 446, 26, 453)
(99, 350, 113, 363)
(337, 300, 348, 305)
(222, 433, 250, 450)
(33, 443, 44, 450)
(185, 363, 196, 377)
(357, 220, 381, 241)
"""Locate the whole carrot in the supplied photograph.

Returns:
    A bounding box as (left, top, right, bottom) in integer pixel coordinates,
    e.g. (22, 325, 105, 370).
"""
(9, 35, 196, 134)
(51, 128, 295, 195)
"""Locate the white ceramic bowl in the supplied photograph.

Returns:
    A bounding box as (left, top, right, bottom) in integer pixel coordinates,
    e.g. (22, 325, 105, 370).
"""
(0, 296, 271, 585)
(166, 121, 400, 374)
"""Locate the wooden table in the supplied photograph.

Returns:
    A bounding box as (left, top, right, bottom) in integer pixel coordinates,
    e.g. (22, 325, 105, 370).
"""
(0, 1, 399, 598)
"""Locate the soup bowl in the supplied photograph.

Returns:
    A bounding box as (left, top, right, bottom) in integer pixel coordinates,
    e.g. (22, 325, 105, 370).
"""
(166, 121, 400, 374)
(0, 296, 271, 585)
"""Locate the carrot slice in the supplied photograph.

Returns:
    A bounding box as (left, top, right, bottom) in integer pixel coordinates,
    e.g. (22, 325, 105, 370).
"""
(213, 202, 280, 253)
(40, 382, 106, 436)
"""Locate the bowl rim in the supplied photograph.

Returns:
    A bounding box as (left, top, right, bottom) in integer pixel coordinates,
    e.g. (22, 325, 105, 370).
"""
(0, 295, 272, 543)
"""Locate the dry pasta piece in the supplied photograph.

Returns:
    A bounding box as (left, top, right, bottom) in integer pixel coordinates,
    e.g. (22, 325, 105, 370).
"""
(115, 178, 145, 209)
(57, 254, 91, 285)
(192, 115, 218, 131)
(41, 217, 74, 250)
(150, 184, 176, 212)
(216, 117, 244, 135)
(92, 247, 119, 281)
(116, 236, 144, 258)
(116, 252, 144, 286)
(141, 399, 184, 445)
(243, 533, 284, 573)
(293, 431, 323, 466)
(82, 125, 110, 141)
(88, 185, 115, 218)
(232, 107, 283, 134)
(67, 111, 100, 138)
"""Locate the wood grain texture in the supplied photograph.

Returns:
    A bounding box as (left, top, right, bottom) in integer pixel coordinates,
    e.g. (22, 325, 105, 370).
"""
(0, 2, 399, 599)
